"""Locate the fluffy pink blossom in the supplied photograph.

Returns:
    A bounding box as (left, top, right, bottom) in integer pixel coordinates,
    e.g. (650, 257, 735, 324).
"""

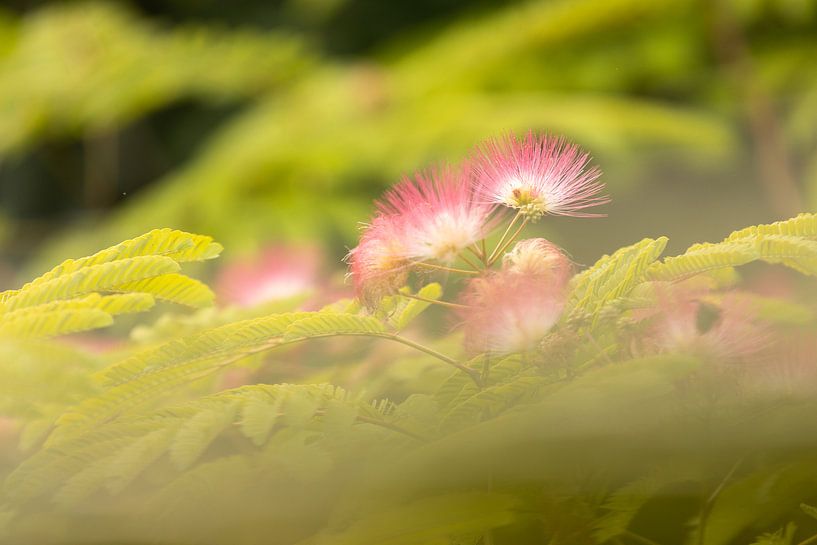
(377, 166, 495, 263)
(217, 246, 321, 307)
(502, 238, 573, 284)
(746, 333, 817, 396)
(458, 271, 567, 354)
(346, 215, 411, 308)
(636, 287, 769, 363)
(472, 131, 609, 219)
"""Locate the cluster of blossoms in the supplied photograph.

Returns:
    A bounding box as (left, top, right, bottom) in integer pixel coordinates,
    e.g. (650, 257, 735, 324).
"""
(347, 131, 609, 354)
(630, 284, 770, 364)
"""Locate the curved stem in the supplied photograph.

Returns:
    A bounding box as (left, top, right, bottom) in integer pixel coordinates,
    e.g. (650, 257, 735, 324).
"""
(412, 261, 479, 275)
(388, 334, 483, 388)
(697, 458, 743, 545)
(355, 415, 427, 441)
(624, 530, 663, 545)
(458, 252, 484, 272)
(488, 217, 529, 266)
(400, 292, 467, 310)
(488, 211, 521, 264)
(270, 332, 484, 388)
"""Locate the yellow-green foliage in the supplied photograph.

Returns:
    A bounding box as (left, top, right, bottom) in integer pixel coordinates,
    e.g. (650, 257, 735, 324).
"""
(3, 233, 817, 539)
(0, 229, 221, 339)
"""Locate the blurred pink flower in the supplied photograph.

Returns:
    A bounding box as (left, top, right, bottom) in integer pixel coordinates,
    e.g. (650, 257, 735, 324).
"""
(377, 165, 495, 263)
(502, 238, 573, 284)
(346, 215, 411, 308)
(458, 271, 567, 354)
(748, 333, 817, 395)
(472, 131, 608, 219)
(637, 286, 769, 363)
(217, 246, 321, 307)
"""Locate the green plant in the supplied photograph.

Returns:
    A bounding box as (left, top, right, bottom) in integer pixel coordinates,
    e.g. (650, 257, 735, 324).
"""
(2, 133, 817, 544)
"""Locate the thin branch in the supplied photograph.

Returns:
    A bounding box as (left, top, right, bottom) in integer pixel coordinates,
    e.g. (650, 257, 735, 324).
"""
(387, 334, 484, 388)
(458, 252, 484, 272)
(624, 530, 664, 545)
(355, 415, 427, 441)
(488, 217, 529, 266)
(411, 261, 479, 275)
(399, 292, 467, 310)
(488, 211, 521, 263)
(697, 458, 744, 545)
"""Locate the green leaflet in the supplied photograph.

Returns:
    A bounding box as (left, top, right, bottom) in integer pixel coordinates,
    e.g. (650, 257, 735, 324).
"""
(647, 213, 817, 282)
(98, 312, 314, 387)
(111, 273, 214, 308)
(567, 237, 668, 323)
(725, 213, 817, 241)
(749, 524, 797, 545)
(0, 294, 155, 339)
(438, 355, 549, 432)
(0, 309, 113, 339)
(379, 283, 444, 331)
(0, 255, 179, 312)
(169, 400, 240, 471)
(0, 229, 220, 339)
(284, 313, 387, 340)
(593, 463, 700, 542)
(646, 241, 753, 282)
(695, 462, 817, 545)
(5, 384, 401, 506)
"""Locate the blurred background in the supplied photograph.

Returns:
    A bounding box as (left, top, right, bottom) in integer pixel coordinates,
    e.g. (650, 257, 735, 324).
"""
(0, 0, 815, 287)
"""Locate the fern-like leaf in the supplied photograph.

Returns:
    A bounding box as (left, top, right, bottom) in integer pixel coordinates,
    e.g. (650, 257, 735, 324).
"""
(0, 256, 179, 312)
(568, 237, 668, 323)
(111, 273, 214, 307)
(284, 313, 386, 340)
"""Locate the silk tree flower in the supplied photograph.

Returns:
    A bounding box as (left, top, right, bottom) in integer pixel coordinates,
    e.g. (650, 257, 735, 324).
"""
(472, 131, 609, 220)
(216, 246, 322, 307)
(458, 271, 567, 354)
(636, 287, 769, 364)
(376, 165, 495, 263)
(346, 215, 411, 308)
(746, 333, 817, 396)
(502, 238, 573, 285)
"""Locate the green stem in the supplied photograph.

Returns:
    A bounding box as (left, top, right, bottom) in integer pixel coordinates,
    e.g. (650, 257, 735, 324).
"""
(697, 458, 743, 545)
(469, 244, 485, 262)
(411, 261, 479, 275)
(354, 415, 427, 441)
(488, 211, 521, 263)
(458, 252, 484, 272)
(624, 530, 663, 545)
(388, 334, 483, 388)
(481, 354, 491, 383)
(488, 217, 529, 266)
(399, 292, 467, 310)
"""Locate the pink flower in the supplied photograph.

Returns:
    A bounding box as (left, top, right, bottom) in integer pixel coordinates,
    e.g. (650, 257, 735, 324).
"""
(636, 287, 769, 363)
(217, 246, 321, 307)
(458, 271, 567, 354)
(346, 215, 411, 308)
(472, 131, 609, 219)
(746, 333, 817, 396)
(502, 238, 573, 284)
(377, 166, 495, 263)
